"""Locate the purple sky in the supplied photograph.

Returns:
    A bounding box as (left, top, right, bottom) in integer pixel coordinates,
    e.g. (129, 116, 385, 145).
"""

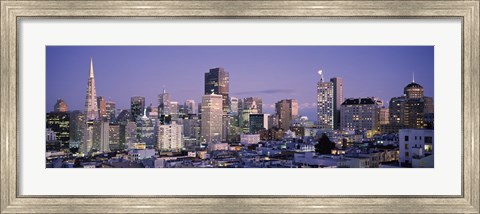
(46, 46, 434, 120)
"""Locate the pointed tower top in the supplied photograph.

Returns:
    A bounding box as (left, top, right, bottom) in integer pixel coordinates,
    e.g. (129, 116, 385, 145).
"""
(89, 57, 95, 78)
(412, 72, 415, 83)
(163, 85, 166, 94)
(318, 69, 324, 82)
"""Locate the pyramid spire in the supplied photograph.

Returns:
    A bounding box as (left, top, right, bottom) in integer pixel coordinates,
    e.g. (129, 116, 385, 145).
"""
(89, 57, 95, 78)
(412, 72, 415, 83)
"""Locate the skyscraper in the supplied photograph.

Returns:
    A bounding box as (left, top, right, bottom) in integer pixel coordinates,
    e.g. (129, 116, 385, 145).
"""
(229, 97, 239, 114)
(316, 70, 334, 130)
(389, 78, 434, 130)
(204, 67, 229, 113)
(82, 58, 99, 154)
(130, 96, 145, 120)
(54, 98, 68, 112)
(97, 96, 107, 118)
(201, 92, 223, 143)
(330, 77, 343, 129)
(184, 99, 196, 114)
(99, 120, 110, 153)
(84, 58, 99, 121)
(105, 100, 116, 122)
(275, 99, 298, 131)
(158, 88, 171, 115)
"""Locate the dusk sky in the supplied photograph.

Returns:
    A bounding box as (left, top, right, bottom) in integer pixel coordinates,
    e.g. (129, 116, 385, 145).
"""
(46, 46, 434, 120)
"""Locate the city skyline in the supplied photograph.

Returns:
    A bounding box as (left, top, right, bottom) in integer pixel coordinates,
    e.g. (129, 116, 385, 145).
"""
(46, 46, 434, 120)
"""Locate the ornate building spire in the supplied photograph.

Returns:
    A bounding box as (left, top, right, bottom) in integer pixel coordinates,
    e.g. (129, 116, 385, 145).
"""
(85, 57, 99, 120)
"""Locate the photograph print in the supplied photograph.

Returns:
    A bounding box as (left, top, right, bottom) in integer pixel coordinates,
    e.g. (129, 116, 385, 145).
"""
(46, 46, 434, 168)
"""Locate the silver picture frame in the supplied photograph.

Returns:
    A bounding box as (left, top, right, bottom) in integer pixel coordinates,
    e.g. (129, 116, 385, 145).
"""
(1, 0, 478, 213)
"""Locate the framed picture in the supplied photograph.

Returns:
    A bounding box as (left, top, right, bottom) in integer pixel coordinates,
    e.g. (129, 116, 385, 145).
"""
(1, 0, 478, 213)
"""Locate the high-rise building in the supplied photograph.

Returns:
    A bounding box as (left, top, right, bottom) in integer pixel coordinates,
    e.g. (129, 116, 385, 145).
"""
(201, 93, 223, 143)
(170, 101, 179, 119)
(136, 110, 156, 148)
(54, 98, 68, 112)
(82, 58, 99, 154)
(69, 110, 84, 143)
(249, 113, 269, 134)
(97, 96, 107, 118)
(204, 67, 229, 113)
(158, 88, 171, 115)
(84, 58, 99, 121)
(157, 122, 184, 151)
(105, 100, 116, 122)
(124, 121, 137, 150)
(340, 97, 382, 131)
(184, 99, 196, 114)
(330, 77, 343, 129)
(241, 97, 262, 113)
(275, 99, 298, 131)
(130, 96, 145, 121)
(229, 97, 239, 114)
(316, 70, 334, 130)
(99, 120, 110, 153)
(109, 124, 120, 150)
(389, 79, 434, 130)
(183, 114, 201, 139)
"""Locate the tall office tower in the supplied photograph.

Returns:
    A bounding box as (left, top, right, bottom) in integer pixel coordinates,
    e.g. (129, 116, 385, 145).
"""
(170, 101, 179, 119)
(85, 58, 99, 121)
(183, 114, 201, 139)
(99, 120, 110, 153)
(104, 100, 115, 121)
(229, 97, 239, 114)
(184, 100, 196, 114)
(330, 77, 343, 130)
(130, 96, 145, 121)
(54, 98, 68, 112)
(389, 78, 434, 130)
(108, 124, 120, 150)
(275, 99, 298, 131)
(97, 96, 107, 118)
(204, 67, 229, 113)
(268, 114, 279, 129)
(340, 97, 381, 131)
(221, 114, 231, 142)
(316, 70, 334, 130)
(124, 121, 137, 150)
(136, 110, 156, 148)
(157, 122, 184, 151)
(201, 93, 223, 143)
(158, 88, 171, 115)
(249, 113, 269, 134)
(69, 110, 84, 143)
(82, 58, 99, 154)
